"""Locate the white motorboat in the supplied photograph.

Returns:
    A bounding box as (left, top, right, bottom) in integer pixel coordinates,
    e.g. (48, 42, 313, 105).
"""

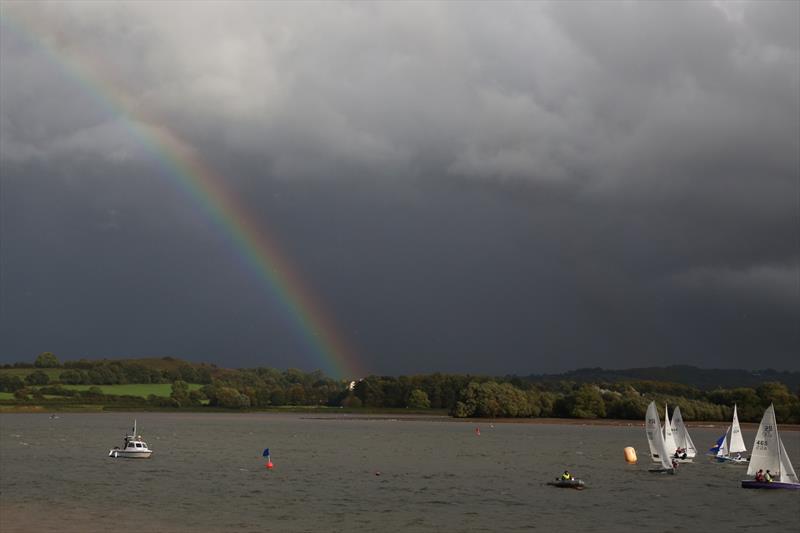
(108, 420, 153, 459)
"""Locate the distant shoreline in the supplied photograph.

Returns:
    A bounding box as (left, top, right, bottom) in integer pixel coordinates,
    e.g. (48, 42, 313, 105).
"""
(3, 406, 798, 431)
(454, 416, 800, 432)
(301, 414, 800, 432)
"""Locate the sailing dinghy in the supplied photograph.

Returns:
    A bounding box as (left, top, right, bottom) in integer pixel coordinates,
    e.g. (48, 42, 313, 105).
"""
(741, 404, 799, 490)
(669, 406, 695, 462)
(645, 401, 675, 474)
(716, 404, 748, 464)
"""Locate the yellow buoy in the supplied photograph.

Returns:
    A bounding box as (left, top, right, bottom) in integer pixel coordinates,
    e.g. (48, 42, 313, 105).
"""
(624, 446, 637, 464)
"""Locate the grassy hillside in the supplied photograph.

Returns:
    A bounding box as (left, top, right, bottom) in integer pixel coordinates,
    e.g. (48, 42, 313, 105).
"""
(0, 368, 63, 380)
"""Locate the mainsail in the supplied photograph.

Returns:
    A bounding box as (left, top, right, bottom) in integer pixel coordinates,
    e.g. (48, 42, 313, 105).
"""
(663, 404, 677, 457)
(747, 404, 799, 484)
(646, 401, 673, 470)
(728, 404, 747, 455)
(778, 438, 798, 484)
(718, 427, 730, 457)
(646, 403, 660, 461)
(670, 406, 697, 458)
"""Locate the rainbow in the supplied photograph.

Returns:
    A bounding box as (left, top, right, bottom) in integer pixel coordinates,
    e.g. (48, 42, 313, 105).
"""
(1, 9, 365, 379)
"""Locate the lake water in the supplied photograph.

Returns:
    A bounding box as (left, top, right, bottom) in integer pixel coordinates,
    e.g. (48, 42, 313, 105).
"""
(1, 413, 798, 532)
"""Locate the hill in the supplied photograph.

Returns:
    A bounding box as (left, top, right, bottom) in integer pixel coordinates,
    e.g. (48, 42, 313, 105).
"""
(524, 365, 800, 391)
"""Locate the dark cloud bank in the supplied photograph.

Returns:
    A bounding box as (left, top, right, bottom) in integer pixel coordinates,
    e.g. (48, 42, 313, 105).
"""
(1, 1, 797, 374)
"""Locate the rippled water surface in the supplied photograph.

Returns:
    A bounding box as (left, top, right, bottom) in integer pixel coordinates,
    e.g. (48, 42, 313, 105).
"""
(1, 413, 798, 532)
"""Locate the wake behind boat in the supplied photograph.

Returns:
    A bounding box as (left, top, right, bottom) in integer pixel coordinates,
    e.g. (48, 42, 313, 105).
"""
(108, 420, 153, 459)
(741, 404, 798, 490)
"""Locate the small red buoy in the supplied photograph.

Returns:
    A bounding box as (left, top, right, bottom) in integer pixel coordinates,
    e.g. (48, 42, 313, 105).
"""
(266, 460, 274, 469)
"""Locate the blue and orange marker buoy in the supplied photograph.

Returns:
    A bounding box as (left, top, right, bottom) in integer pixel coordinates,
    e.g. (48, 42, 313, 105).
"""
(263, 448, 274, 469)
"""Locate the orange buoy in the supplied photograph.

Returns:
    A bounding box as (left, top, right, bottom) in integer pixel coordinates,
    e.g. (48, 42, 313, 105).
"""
(266, 460, 274, 469)
(624, 446, 637, 464)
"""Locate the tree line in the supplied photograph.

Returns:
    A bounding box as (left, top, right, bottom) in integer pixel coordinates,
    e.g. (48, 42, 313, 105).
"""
(1, 354, 798, 423)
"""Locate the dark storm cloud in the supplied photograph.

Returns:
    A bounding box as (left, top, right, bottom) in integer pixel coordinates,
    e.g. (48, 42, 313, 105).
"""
(1, 1, 797, 373)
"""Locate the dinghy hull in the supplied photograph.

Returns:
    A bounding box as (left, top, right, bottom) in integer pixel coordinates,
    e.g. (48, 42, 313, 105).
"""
(716, 456, 748, 465)
(547, 479, 585, 489)
(741, 480, 800, 490)
(648, 468, 676, 474)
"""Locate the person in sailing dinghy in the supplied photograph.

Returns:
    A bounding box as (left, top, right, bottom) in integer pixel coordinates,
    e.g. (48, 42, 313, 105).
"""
(561, 471, 574, 481)
(764, 470, 773, 482)
(755, 469, 765, 482)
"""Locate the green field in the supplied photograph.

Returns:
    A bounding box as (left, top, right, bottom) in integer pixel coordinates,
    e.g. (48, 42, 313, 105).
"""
(59, 383, 202, 397)
(0, 368, 204, 398)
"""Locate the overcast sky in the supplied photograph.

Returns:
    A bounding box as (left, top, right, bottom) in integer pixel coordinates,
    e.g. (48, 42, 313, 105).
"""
(1, 1, 798, 376)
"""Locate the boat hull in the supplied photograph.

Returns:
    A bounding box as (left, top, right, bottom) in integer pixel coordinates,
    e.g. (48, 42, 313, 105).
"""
(109, 449, 152, 459)
(717, 456, 748, 465)
(547, 479, 585, 489)
(648, 468, 676, 474)
(741, 480, 800, 490)
(654, 454, 691, 463)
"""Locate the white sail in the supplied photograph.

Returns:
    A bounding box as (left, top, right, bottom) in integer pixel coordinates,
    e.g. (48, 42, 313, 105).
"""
(778, 438, 799, 484)
(717, 426, 730, 457)
(646, 401, 673, 470)
(747, 405, 778, 476)
(663, 404, 677, 457)
(670, 406, 697, 458)
(746, 404, 798, 483)
(645, 402, 660, 461)
(728, 404, 747, 454)
(684, 424, 697, 457)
